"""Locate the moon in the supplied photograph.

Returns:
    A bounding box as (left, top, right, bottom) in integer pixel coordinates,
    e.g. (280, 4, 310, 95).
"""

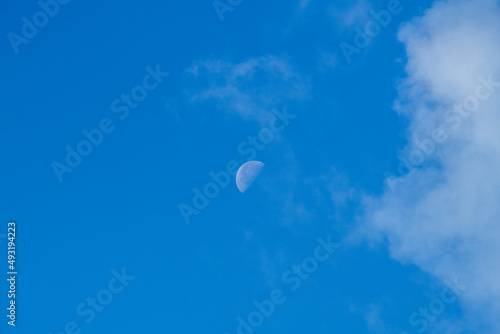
(236, 161, 265, 193)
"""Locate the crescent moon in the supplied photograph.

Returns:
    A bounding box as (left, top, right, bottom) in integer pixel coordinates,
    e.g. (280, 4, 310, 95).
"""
(236, 161, 265, 193)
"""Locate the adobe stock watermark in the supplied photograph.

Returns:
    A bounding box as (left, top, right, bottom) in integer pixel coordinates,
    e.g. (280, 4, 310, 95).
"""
(178, 106, 295, 225)
(223, 236, 339, 334)
(398, 277, 466, 334)
(48, 268, 135, 334)
(213, 0, 243, 21)
(339, 0, 407, 64)
(51, 64, 169, 183)
(384, 74, 500, 190)
(7, 0, 70, 54)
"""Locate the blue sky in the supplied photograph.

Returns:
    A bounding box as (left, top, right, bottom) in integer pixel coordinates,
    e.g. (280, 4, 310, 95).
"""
(2, 0, 500, 333)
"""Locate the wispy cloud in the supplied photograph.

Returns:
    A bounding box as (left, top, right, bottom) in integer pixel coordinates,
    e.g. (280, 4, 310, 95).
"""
(185, 55, 310, 123)
(328, 0, 374, 30)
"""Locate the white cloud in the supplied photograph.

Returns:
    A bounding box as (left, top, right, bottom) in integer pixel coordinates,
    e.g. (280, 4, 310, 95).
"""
(185, 56, 310, 123)
(364, 0, 500, 331)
